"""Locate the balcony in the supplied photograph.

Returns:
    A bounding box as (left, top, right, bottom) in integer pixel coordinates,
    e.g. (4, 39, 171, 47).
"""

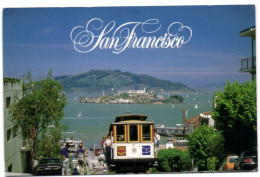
(20, 139, 33, 152)
(239, 57, 256, 73)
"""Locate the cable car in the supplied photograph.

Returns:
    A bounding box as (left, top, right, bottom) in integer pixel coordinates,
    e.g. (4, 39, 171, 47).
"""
(108, 114, 158, 173)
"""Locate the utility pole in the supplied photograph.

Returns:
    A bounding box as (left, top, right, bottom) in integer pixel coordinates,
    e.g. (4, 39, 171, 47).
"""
(182, 110, 186, 140)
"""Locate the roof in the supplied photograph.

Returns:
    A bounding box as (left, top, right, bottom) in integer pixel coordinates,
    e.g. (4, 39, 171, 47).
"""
(240, 26, 255, 37)
(185, 112, 213, 128)
(114, 114, 148, 122)
(184, 115, 200, 128)
(202, 111, 211, 115)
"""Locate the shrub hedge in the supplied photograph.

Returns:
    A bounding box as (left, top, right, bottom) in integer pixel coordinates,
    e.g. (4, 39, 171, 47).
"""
(157, 149, 192, 172)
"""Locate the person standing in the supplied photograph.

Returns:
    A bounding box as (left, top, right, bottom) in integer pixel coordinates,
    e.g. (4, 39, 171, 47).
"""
(156, 131, 160, 147)
(101, 136, 106, 151)
(77, 143, 87, 175)
(101, 136, 106, 164)
(104, 135, 112, 166)
(61, 143, 70, 175)
(154, 130, 160, 147)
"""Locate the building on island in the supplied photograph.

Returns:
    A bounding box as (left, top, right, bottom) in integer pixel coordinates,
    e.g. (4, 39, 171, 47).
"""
(117, 86, 146, 94)
(239, 26, 256, 80)
(4, 78, 30, 174)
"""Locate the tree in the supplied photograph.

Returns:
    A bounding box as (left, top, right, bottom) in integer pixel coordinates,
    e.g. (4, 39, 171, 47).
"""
(212, 81, 256, 154)
(35, 124, 65, 158)
(187, 124, 225, 171)
(9, 70, 67, 172)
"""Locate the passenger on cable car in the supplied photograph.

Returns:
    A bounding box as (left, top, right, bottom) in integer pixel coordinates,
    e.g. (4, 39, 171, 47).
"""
(153, 130, 160, 147)
(118, 135, 125, 141)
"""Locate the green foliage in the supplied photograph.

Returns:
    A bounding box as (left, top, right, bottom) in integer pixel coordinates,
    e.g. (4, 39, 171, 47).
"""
(187, 124, 224, 171)
(121, 93, 130, 99)
(212, 80, 257, 154)
(55, 69, 194, 93)
(164, 95, 184, 103)
(4, 77, 20, 83)
(158, 149, 192, 172)
(100, 95, 111, 101)
(9, 70, 67, 171)
(207, 157, 219, 171)
(35, 124, 66, 158)
(113, 93, 129, 99)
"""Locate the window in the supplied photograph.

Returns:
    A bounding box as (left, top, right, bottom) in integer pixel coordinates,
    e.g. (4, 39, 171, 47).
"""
(7, 129, 12, 142)
(129, 125, 139, 142)
(142, 124, 152, 142)
(115, 125, 126, 142)
(6, 97, 11, 109)
(8, 164, 12, 172)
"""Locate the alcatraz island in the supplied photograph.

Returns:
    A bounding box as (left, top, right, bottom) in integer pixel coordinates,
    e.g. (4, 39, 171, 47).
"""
(80, 92, 184, 104)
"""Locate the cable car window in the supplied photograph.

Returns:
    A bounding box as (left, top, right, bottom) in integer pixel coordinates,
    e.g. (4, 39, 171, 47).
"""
(142, 124, 152, 141)
(129, 125, 138, 141)
(116, 125, 125, 142)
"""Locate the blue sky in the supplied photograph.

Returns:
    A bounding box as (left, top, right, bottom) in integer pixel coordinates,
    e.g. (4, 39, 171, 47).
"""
(3, 6, 255, 86)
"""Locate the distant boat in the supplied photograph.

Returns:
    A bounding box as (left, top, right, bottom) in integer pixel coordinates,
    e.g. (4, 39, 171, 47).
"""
(172, 104, 174, 109)
(195, 104, 198, 109)
(186, 95, 189, 97)
(194, 98, 195, 101)
(77, 111, 82, 117)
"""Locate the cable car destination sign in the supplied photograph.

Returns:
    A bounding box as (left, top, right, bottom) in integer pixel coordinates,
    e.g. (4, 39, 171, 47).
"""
(70, 18, 192, 55)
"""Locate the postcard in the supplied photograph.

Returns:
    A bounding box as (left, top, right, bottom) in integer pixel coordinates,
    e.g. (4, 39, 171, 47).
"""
(2, 5, 257, 176)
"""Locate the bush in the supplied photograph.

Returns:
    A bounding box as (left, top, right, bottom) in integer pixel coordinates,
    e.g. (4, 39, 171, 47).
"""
(158, 149, 192, 172)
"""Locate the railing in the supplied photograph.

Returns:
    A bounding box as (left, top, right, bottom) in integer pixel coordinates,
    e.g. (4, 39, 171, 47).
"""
(21, 139, 33, 151)
(240, 57, 256, 71)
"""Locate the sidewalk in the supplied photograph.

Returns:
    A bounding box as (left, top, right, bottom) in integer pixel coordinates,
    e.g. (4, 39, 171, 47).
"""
(86, 150, 106, 175)
(5, 172, 32, 176)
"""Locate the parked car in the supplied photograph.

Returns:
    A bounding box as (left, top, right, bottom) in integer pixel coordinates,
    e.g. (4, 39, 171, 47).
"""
(35, 158, 62, 175)
(219, 155, 238, 171)
(234, 151, 257, 170)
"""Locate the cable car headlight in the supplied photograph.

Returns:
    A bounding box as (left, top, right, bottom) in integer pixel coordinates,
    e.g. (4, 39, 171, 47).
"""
(132, 148, 137, 153)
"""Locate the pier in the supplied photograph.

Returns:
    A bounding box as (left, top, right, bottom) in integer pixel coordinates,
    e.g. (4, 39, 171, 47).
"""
(155, 124, 194, 138)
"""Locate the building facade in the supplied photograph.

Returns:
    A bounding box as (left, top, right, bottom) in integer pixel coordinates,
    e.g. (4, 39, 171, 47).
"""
(184, 112, 215, 128)
(117, 86, 146, 94)
(239, 26, 256, 80)
(4, 79, 29, 173)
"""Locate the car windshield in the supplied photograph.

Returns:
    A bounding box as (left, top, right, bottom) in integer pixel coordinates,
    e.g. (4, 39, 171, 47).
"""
(229, 156, 238, 163)
(40, 159, 60, 164)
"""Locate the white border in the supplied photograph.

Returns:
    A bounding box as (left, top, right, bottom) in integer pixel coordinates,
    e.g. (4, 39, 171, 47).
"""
(0, 0, 258, 7)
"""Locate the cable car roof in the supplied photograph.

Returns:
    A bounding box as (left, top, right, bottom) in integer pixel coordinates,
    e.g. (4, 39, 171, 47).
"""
(115, 114, 148, 122)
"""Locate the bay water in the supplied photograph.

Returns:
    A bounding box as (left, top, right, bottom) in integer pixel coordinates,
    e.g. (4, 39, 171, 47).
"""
(61, 93, 215, 148)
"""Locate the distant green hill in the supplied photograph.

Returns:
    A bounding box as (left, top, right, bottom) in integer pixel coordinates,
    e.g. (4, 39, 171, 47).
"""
(54, 70, 195, 93)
